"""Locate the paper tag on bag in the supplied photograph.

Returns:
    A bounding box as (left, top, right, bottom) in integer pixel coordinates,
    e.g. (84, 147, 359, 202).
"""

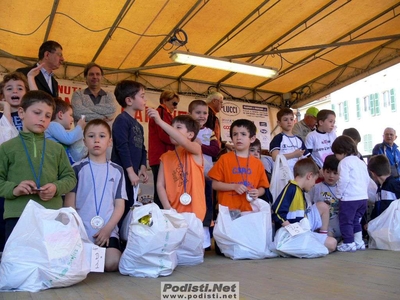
(285, 222, 305, 236)
(90, 245, 106, 272)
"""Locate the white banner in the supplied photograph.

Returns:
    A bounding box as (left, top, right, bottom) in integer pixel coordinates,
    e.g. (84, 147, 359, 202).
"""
(219, 101, 272, 149)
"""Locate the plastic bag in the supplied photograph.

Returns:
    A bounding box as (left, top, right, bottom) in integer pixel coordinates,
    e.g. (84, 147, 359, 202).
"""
(270, 154, 294, 203)
(120, 185, 141, 241)
(272, 218, 329, 258)
(213, 199, 277, 259)
(174, 212, 204, 266)
(0, 115, 18, 145)
(368, 199, 400, 251)
(119, 203, 188, 278)
(0, 201, 92, 292)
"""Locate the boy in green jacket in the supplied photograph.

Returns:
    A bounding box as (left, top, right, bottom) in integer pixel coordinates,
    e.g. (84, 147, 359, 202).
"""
(0, 91, 76, 242)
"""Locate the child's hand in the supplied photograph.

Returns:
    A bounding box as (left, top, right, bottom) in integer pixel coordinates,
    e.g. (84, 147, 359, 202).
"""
(27, 63, 44, 78)
(128, 172, 140, 187)
(247, 188, 258, 200)
(194, 138, 202, 145)
(292, 149, 305, 158)
(146, 107, 161, 123)
(13, 180, 38, 196)
(233, 184, 248, 195)
(93, 226, 112, 247)
(77, 117, 86, 129)
(139, 165, 149, 183)
(37, 183, 57, 201)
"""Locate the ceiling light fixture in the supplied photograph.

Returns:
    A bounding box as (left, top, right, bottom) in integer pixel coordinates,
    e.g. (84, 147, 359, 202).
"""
(170, 50, 278, 78)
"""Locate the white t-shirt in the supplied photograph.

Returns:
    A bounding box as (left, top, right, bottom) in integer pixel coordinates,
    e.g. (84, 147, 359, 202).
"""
(305, 130, 337, 168)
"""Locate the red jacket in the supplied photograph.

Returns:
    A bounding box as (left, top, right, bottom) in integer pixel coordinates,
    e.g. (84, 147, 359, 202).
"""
(148, 105, 175, 166)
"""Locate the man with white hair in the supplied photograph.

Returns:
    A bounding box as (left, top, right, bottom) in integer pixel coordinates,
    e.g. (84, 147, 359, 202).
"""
(372, 127, 400, 179)
(204, 91, 223, 148)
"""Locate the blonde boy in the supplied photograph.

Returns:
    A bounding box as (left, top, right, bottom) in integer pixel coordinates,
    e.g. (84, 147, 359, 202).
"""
(45, 99, 86, 163)
(272, 159, 337, 253)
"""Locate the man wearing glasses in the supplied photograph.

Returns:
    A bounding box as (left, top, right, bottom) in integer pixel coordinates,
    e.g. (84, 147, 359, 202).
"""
(17, 40, 64, 97)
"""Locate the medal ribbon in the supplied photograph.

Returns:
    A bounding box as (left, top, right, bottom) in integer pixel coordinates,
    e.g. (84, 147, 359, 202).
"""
(175, 149, 188, 194)
(89, 158, 109, 217)
(234, 151, 250, 187)
(19, 134, 46, 189)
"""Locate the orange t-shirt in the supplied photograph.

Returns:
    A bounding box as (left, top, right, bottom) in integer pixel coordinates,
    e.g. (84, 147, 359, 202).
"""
(208, 151, 270, 211)
(160, 148, 206, 221)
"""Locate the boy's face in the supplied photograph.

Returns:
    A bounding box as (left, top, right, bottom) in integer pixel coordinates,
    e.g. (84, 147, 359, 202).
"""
(249, 145, 261, 159)
(2, 79, 26, 109)
(18, 102, 53, 133)
(84, 125, 112, 156)
(278, 114, 294, 132)
(318, 114, 335, 133)
(304, 173, 318, 192)
(129, 88, 146, 111)
(171, 122, 194, 145)
(58, 107, 74, 130)
(323, 169, 339, 185)
(231, 126, 255, 152)
(190, 105, 208, 127)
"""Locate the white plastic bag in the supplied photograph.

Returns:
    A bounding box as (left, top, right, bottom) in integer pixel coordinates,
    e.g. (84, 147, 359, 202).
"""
(119, 203, 188, 278)
(270, 154, 294, 203)
(0, 115, 18, 145)
(0, 200, 92, 292)
(272, 218, 329, 258)
(213, 199, 277, 259)
(120, 185, 141, 241)
(368, 199, 400, 251)
(174, 212, 204, 266)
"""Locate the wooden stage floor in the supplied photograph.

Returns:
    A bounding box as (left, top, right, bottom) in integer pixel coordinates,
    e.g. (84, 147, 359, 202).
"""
(0, 248, 399, 300)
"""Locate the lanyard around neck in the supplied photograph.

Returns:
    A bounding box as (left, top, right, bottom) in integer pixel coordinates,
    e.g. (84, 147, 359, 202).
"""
(88, 159, 109, 217)
(19, 134, 46, 188)
(175, 149, 188, 193)
(323, 182, 338, 200)
(234, 151, 250, 186)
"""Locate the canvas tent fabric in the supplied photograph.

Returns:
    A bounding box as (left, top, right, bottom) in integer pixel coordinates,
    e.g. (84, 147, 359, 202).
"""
(1, 0, 400, 108)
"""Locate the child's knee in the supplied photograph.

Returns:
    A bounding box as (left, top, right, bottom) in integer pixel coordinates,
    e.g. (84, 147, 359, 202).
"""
(325, 236, 337, 253)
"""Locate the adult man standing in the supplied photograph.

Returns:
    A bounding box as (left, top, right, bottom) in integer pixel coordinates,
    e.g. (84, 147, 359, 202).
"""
(204, 91, 224, 148)
(372, 127, 400, 179)
(17, 40, 64, 97)
(71, 62, 117, 123)
(292, 106, 319, 142)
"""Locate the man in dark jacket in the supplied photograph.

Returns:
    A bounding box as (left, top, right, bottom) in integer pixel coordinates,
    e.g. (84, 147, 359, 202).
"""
(16, 40, 64, 97)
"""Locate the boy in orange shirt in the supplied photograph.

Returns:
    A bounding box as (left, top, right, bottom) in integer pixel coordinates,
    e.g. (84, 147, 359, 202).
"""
(208, 119, 270, 212)
(146, 108, 207, 246)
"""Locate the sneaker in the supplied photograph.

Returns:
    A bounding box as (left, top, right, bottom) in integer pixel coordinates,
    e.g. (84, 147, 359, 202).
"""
(355, 241, 366, 250)
(337, 242, 356, 252)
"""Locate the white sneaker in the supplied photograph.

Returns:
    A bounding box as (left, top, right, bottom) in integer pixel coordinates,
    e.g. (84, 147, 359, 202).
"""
(355, 241, 366, 250)
(337, 242, 356, 252)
